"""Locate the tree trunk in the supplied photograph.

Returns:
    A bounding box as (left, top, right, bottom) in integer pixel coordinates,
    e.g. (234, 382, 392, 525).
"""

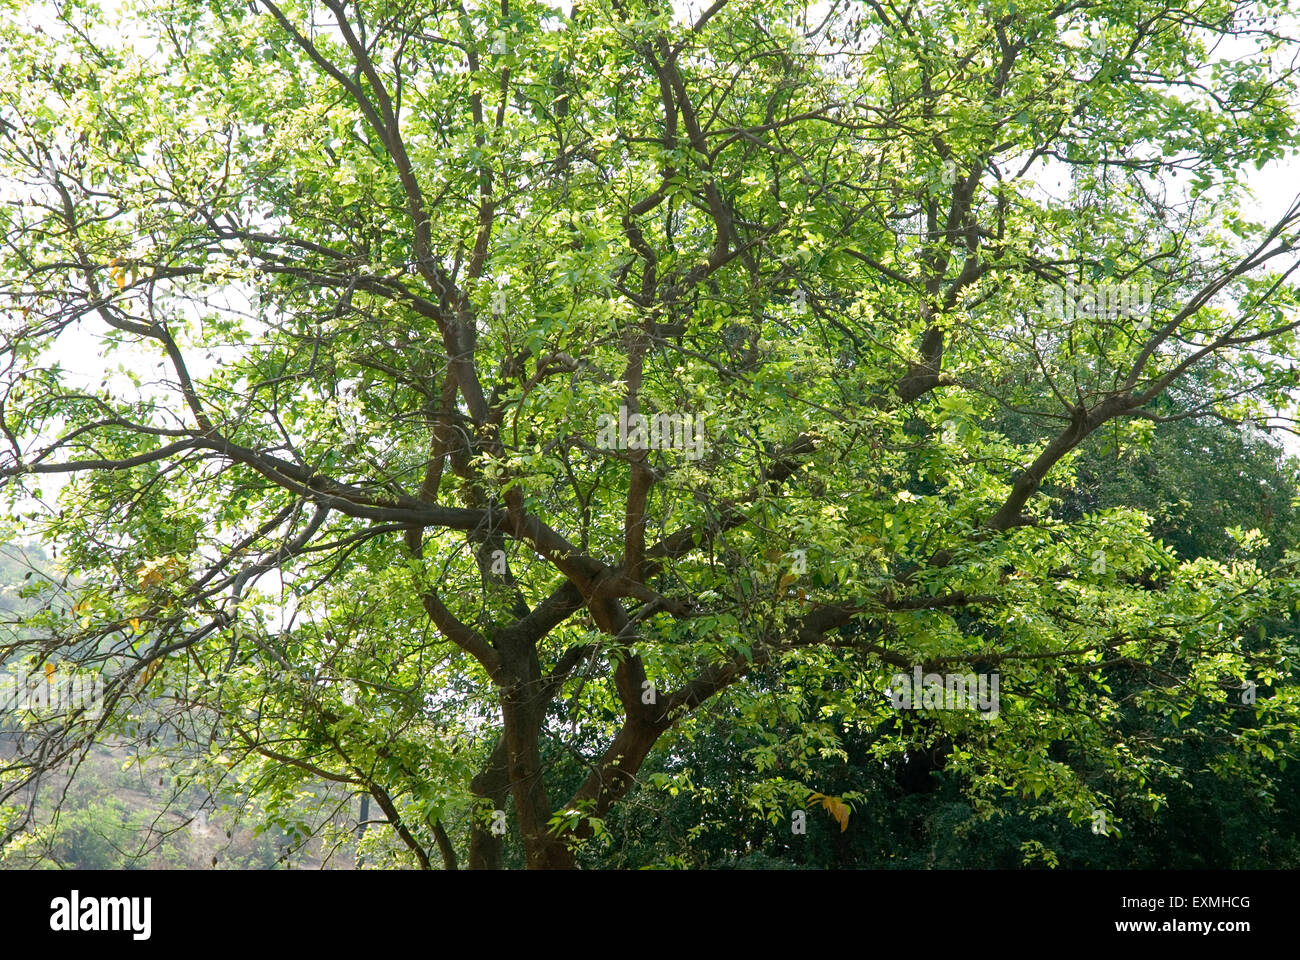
(502, 681, 575, 869)
(467, 738, 509, 869)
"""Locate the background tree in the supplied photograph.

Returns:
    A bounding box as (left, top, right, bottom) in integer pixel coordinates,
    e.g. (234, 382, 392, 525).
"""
(585, 386, 1300, 868)
(2, 0, 1299, 869)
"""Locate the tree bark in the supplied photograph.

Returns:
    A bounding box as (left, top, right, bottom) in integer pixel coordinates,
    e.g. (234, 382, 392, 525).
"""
(467, 738, 509, 870)
(501, 664, 575, 869)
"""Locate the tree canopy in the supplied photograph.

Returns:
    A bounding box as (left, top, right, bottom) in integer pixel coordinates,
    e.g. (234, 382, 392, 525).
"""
(2, 0, 1299, 869)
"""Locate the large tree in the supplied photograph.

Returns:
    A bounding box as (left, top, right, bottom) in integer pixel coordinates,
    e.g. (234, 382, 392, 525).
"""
(2, 0, 1299, 869)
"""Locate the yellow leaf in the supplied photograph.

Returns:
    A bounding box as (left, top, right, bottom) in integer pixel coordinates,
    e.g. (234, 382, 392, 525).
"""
(809, 791, 851, 831)
(44, 662, 56, 683)
(827, 797, 851, 832)
(137, 658, 163, 689)
(109, 258, 126, 290)
(129, 617, 141, 633)
(136, 564, 164, 590)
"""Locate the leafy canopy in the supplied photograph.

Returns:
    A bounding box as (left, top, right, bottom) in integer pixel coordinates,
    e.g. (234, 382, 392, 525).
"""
(1, 0, 1299, 868)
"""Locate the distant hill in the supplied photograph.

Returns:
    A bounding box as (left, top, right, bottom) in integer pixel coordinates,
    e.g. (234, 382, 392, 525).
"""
(0, 540, 359, 869)
(0, 541, 53, 618)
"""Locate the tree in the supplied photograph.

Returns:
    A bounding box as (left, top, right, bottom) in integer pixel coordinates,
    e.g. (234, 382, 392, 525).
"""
(2, 0, 1299, 869)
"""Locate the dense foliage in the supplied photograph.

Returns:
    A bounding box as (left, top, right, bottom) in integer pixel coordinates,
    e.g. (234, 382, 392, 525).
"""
(2, 0, 1299, 868)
